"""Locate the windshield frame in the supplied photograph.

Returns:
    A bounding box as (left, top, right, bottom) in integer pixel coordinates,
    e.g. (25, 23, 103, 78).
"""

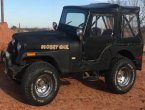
(58, 8, 89, 33)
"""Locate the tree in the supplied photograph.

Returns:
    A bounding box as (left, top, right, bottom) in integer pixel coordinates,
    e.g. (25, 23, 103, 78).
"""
(109, 0, 145, 26)
(139, 0, 145, 25)
(11, 26, 17, 30)
(108, 0, 126, 5)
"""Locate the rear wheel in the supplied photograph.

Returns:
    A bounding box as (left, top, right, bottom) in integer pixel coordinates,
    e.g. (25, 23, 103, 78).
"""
(105, 57, 136, 94)
(21, 62, 60, 106)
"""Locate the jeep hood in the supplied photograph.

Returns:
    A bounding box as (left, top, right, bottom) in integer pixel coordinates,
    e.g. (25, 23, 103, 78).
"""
(13, 31, 71, 49)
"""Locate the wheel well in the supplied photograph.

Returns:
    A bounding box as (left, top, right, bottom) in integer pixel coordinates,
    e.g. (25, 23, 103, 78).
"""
(118, 50, 136, 65)
(24, 56, 60, 72)
(15, 56, 61, 81)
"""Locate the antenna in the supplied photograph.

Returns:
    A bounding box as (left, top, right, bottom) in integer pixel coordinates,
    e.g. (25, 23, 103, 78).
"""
(1, 0, 4, 23)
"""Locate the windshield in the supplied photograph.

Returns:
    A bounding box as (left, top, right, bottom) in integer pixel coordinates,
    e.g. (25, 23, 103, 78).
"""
(59, 8, 88, 29)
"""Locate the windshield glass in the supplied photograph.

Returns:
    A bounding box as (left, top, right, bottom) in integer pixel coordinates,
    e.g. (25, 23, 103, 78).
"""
(59, 9, 88, 28)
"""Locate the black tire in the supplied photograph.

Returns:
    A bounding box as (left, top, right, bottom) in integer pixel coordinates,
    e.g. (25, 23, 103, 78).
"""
(21, 61, 60, 106)
(0, 51, 3, 63)
(13, 79, 21, 84)
(105, 56, 136, 94)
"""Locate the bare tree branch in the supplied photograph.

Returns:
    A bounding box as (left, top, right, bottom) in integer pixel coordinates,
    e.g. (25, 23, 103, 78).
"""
(108, 0, 145, 26)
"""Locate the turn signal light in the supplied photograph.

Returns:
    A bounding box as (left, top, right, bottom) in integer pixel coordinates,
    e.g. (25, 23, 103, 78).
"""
(26, 52, 36, 57)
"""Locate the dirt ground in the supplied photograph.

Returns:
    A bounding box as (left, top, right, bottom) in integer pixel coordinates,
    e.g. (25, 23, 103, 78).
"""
(0, 59, 145, 110)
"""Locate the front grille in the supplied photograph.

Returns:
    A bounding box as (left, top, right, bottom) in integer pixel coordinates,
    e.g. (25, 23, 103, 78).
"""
(7, 41, 18, 63)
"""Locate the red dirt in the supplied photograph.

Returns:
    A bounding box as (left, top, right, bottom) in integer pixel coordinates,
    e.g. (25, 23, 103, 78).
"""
(0, 59, 145, 110)
(0, 22, 13, 51)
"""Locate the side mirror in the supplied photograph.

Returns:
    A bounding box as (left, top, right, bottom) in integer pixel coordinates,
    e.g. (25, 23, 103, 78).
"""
(76, 28, 83, 41)
(52, 22, 57, 30)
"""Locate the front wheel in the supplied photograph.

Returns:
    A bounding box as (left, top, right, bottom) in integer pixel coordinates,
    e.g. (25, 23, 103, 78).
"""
(105, 57, 136, 94)
(21, 62, 60, 106)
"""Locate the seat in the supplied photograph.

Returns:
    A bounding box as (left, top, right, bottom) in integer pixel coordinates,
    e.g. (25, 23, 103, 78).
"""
(91, 27, 101, 37)
(102, 29, 113, 38)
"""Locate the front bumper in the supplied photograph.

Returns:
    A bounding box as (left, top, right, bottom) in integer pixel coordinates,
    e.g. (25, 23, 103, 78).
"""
(4, 52, 12, 74)
(3, 51, 24, 79)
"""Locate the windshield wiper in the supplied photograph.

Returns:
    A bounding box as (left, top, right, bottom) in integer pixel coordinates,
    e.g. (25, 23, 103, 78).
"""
(66, 21, 72, 25)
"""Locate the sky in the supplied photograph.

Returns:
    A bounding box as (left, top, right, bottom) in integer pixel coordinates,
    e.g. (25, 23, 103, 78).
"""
(3, 0, 107, 28)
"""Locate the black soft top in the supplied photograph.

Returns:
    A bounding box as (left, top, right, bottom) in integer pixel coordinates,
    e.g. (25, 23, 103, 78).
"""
(64, 3, 140, 13)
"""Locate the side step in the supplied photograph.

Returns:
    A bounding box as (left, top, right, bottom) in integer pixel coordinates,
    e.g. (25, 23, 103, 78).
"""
(82, 72, 99, 81)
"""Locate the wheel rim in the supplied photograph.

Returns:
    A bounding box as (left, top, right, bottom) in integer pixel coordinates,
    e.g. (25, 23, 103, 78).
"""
(34, 74, 53, 98)
(117, 66, 132, 87)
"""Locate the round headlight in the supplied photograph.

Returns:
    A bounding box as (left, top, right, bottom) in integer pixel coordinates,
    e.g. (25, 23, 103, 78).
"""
(17, 42, 22, 52)
(11, 38, 15, 45)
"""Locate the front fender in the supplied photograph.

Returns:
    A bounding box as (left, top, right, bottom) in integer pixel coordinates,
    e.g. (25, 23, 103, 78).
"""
(16, 50, 70, 73)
